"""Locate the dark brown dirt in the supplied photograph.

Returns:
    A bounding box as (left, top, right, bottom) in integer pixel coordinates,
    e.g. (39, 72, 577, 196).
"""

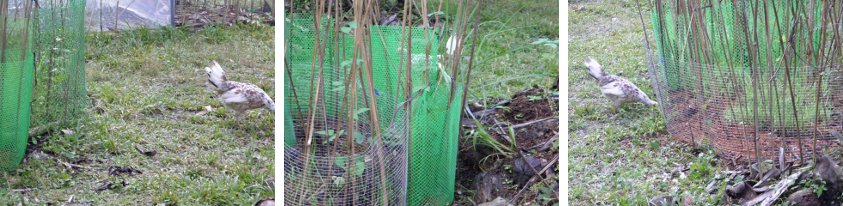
(664, 90, 841, 165)
(514, 118, 558, 151)
(501, 85, 555, 125)
(455, 84, 559, 205)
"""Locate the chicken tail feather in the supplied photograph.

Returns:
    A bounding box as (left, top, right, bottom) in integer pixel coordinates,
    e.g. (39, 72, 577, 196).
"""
(206, 60, 228, 91)
(584, 57, 606, 80)
(264, 97, 275, 112)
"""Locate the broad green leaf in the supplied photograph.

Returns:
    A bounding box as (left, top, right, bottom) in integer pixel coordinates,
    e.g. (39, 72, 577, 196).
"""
(316, 130, 344, 143)
(341, 59, 353, 67)
(315, 130, 335, 136)
(334, 156, 347, 168)
(354, 132, 366, 144)
(354, 156, 366, 176)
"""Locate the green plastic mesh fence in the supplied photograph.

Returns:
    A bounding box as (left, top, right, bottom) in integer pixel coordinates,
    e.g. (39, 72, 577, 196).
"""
(649, 0, 840, 162)
(369, 23, 462, 206)
(0, 2, 36, 171)
(284, 15, 462, 205)
(0, 0, 87, 171)
(406, 83, 462, 206)
(30, 0, 88, 136)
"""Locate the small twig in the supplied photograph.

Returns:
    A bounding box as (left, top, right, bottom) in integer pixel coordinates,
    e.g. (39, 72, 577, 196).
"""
(513, 154, 558, 201)
(28, 121, 60, 137)
(526, 133, 558, 151)
(465, 105, 477, 120)
(39, 152, 96, 170)
(55, 158, 92, 170)
(492, 118, 515, 148)
(512, 117, 556, 130)
(9, 188, 32, 193)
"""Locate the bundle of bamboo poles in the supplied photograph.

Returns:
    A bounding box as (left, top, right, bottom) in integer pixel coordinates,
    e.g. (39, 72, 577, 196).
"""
(651, 0, 843, 164)
(284, 0, 479, 205)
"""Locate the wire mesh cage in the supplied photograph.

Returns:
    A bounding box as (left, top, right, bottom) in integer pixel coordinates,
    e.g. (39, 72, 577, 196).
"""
(649, 0, 843, 163)
(284, 12, 463, 205)
(31, 0, 88, 138)
(284, 15, 413, 205)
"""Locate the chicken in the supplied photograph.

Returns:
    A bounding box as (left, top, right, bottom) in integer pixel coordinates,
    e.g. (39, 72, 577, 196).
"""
(445, 35, 460, 57)
(254, 198, 275, 206)
(583, 57, 658, 110)
(393, 34, 461, 86)
(205, 61, 275, 123)
(395, 47, 452, 85)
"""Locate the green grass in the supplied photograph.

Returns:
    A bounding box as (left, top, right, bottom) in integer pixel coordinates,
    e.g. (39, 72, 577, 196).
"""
(434, 0, 558, 101)
(470, 0, 557, 100)
(0, 24, 274, 205)
(446, 0, 558, 205)
(568, 0, 723, 204)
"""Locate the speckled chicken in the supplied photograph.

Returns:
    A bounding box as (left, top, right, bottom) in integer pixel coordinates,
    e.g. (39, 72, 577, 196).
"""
(584, 57, 658, 108)
(205, 61, 275, 122)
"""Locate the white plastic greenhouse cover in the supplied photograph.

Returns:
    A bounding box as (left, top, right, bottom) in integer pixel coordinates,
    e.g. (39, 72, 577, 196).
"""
(85, 0, 174, 31)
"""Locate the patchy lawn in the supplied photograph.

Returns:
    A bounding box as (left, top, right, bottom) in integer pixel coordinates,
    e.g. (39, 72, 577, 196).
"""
(568, 1, 722, 205)
(465, 0, 558, 100)
(1, 24, 274, 205)
(452, 0, 559, 205)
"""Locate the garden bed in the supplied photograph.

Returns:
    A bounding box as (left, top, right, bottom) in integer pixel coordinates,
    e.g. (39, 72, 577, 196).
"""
(664, 90, 841, 163)
(456, 84, 559, 205)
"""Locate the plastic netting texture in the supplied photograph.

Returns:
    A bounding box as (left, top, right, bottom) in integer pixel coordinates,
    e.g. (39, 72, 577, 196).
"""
(0, 0, 88, 171)
(650, 0, 840, 163)
(31, 0, 88, 137)
(0, 3, 35, 171)
(284, 15, 462, 206)
(284, 15, 410, 206)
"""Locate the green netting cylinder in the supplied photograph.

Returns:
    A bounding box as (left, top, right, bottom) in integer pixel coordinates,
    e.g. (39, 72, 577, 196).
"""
(407, 83, 462, 206)
(0, 0, 88, 171)
(285, 14, 462, 205)
(284, 15, 411, 205)
(0, 16, 35, 171)
(0, 52, 35, 171)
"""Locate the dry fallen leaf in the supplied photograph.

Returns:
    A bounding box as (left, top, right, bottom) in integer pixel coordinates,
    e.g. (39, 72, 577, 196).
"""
(61, 129, 74, 135)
